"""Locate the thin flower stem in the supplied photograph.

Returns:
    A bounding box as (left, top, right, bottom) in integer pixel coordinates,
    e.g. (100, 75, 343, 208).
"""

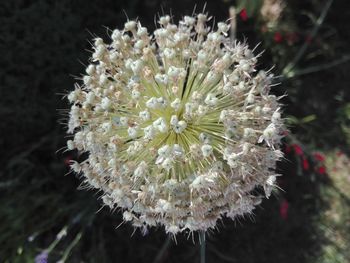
(59, 232, 82, 263)
(199, 231, 206, 263)
(282, 0, 334, 76)
(229, 6, 237, 41)
(285, 54, 350, 78)
(153, 235, 172, 263)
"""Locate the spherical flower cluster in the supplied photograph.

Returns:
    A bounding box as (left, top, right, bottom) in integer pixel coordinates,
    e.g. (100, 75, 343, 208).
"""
(66, 12, 284, 234)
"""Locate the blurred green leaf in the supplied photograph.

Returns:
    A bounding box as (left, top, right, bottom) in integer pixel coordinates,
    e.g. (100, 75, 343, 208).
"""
(286, 115, 316, 126)
(343, 103, 350, 119)
(301, 114, 317, 123)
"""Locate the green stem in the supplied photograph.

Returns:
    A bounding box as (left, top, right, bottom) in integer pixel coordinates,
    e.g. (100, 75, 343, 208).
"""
(59, 232, 82, 262)
(282, 0, 334, 77)
(153, 235, 172, 263)
(285, 55, 350, 78)
(199, 231, 206, 263)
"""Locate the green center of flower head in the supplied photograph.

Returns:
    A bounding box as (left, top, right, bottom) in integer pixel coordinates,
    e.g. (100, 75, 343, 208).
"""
(66, 12, 284, 234)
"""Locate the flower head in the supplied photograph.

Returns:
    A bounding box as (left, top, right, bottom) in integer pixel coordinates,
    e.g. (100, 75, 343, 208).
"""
(66, 12, 284, 234)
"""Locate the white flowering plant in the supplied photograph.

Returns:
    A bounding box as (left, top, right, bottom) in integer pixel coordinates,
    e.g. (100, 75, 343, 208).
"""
(65, 12, 285, 235)
(4, 0, 350, 261)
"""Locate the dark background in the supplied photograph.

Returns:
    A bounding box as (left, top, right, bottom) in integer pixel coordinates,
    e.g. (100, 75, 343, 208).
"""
(1, 0, 350, 262)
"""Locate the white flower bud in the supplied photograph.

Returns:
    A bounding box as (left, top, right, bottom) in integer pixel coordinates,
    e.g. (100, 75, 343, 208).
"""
(124, 20, 137, 31)
(218, 22, 230, 33)
(153, 117, 168, 133)
(156, 97, 167, 108)
(111, 29, 122, 41)
(163, 48, 176, 59)
(131, 60, 143, 75)
(159, 15, 170, 25)
(67, 90, 78, 103)
(139, 110, 150, 121)
(137, 26, 148, 37)
(128, 127, 138, 138)
(171, 98, 181, 110)
(155, 74, 168, 85)
(173, 144, 184, 157)
(272, 110, 281, 124)
(101, 97, 111, 110)
(86, 65, 95, 75)
(131, 89, 141, 100)
(120, 117, 128, 126)
(134, 39, 145, 50)
(173, 120, 187, 133)
(205, 93, 218, 106)
(158, 145, 170, 156)
(146, 97, 158, 109)
(161, 158, 173, 170)
(143, 125, 155, 140)
(201, 144, 213, 157)
(170, 115, 178, 126)
(101, 122, 112, 133)
(86, 92, 95, 104)
(123, 211, 134, 221)
(67, 140, 75, 150)
(83, 75, 92, 86)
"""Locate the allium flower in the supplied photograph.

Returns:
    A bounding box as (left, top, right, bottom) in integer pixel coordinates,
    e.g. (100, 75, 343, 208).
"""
(66, 12, 284, 234)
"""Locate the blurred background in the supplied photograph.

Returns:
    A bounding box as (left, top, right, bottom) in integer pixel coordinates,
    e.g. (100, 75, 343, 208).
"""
(1, 0, 350, 262)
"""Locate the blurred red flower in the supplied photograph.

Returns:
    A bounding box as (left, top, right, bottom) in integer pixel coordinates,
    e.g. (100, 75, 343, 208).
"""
(239, 8, 248, 21)
(302, 158, 309, 170)
(318, 166, 326, 175)
(313, 152, 325, 162)
(273, 32, 283, 43)
(292, 144, 303, 156)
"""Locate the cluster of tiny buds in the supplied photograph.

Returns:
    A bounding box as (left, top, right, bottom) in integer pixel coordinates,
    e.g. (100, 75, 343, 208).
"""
(66, 11, 285, 235)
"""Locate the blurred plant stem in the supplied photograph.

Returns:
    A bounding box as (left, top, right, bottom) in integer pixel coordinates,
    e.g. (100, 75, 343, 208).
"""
(229, 6, 237, 42)
(282, 0, 334, 77)
(285, 54, 350, 78)
(46, 225, 67, 254)
(200, 231, 206, 263)
(152, 235, 172, 263)
(57, 232, 82, 263)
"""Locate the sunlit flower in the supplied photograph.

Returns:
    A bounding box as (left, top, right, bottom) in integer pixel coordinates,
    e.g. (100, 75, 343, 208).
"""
(66, 12, 284, 234)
